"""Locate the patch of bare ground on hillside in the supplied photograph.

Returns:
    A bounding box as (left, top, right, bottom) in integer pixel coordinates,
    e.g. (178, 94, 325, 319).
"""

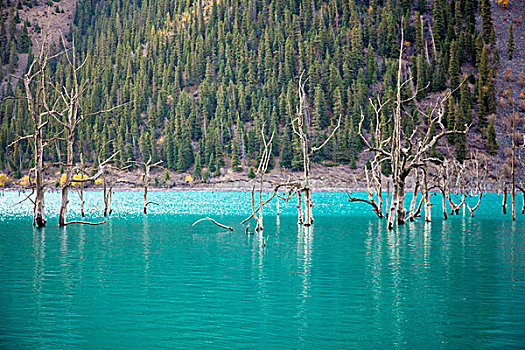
(2, 161, 369, 192)
(1, 0, 76, 88)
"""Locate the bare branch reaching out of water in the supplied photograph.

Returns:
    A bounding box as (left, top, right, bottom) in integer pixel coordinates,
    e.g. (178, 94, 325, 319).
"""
(192, 217, 234, 231)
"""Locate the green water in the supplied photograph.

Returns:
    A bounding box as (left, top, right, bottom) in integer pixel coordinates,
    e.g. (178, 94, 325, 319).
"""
(0, 191, 524, 348)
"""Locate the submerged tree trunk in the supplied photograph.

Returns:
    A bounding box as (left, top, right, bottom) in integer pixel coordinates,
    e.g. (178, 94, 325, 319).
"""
(511, 143, 516, 221)
(297, 191, 303, 225)
(143, 170, 149, 214)
(502, 183, 507, 214)
(396, 179, 407, 225)
(522, 187, 525, 215)
(468, 192, 483, 217)
(303, 187, 313, 226)
(103, 174, 109, 217)
(387, 183, 398, 230)
(408, 172, 419, 222)
(423, 170, 432, 222)
(58, 133, 74, 227)
(34, 127, 46, 227)
(441, 188, 448, 220)
(386, 180, 390, 219)
(80, 181, 85, 217)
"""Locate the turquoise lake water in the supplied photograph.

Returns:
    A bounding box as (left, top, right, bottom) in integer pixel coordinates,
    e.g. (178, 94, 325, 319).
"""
(0, 191, 524, 348)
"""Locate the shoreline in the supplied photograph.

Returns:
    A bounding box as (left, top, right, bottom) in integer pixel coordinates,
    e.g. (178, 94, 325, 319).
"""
(1, 186, 504, 194)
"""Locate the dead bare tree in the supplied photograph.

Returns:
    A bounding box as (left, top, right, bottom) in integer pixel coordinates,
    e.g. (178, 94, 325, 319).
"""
(291, 72, 341, 226)
(421, 167, 434, 222)
(7, 32, 64, 227)
(50, 34, 125, 226)
(248, 125, 274, 231)
(407, 169, 421, 221)
(128, 156, 163, 214)
(74, 153, 87, 217)
(100, 163, 127, 217)
(357, 22, 468, 229)
(435, 164, 450, 220)
(240, 180, 302, 227)
(509, 112, 522, 221)
(518, 137, 525, 214)
(349, 94, 391, 218)
(61, 153, 118, 225)
(434, 159, 465, 219)
(465, 155, 488, 218)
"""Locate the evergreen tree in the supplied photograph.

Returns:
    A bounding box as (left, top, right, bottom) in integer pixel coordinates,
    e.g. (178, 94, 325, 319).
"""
(193, 153, 202, 180)
(208, 153, 216, 173)
(18, 23, 31, 53)
(480, 0, 495, 45)
(487, 116, 498, 155)
(8, 40, 18, 73)
(448, 40, 461, 97)
(280, 124, 293, 168)
(231, 132, 241, 171)
(507, 24, 515, 60)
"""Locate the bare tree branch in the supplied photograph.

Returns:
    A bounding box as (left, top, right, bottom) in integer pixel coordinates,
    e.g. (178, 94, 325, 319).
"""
(192, 217, 233, 231)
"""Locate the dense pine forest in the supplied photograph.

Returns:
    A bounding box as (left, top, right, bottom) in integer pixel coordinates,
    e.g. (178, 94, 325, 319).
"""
(0, 0, 520, 184)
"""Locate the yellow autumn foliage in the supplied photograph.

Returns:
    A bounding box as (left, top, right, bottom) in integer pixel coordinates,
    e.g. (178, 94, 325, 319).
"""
(95, 178, 103, 185)
(0, 173, 8, 187)
(59, 174, 89, 186)
(72, 174, 89, 186)
(185, 175, 194, 183)
(20, 175, 31, 187)
(497, 0, 510, 8)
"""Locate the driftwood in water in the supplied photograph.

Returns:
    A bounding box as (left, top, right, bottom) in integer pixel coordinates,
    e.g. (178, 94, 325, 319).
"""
(192, 217, 233, 231)
(62, 219, 108, 226)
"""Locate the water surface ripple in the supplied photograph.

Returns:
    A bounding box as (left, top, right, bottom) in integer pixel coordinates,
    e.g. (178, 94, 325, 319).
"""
(0, 191, 524, 348)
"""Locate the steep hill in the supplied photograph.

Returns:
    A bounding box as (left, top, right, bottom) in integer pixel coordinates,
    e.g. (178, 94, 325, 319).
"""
(0, 0, 522, 188)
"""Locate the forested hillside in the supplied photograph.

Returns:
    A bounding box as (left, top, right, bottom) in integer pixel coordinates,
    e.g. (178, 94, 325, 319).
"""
(0, 0, 510, 181)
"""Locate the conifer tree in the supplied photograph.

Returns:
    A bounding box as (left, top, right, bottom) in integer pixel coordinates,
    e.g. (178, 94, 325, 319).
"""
(448, 41, 461, 97)
(18, 23, 31, 53)
(480, 0, 495, 45)
(8, 41, 17, 73)
(193, 153, 202, 180)
(487, 116, 498, 155)
(231, 132, 241, 171)
(507, 24, 515, 60)
(280, 124, 293, 168)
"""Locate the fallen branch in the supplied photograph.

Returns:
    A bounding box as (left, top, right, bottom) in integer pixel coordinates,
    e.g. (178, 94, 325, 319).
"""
(13, 188, 36, 207)
(62, 219, 108, 226)
(347, 192, 383, 218)
(192, 217, 234, 231)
